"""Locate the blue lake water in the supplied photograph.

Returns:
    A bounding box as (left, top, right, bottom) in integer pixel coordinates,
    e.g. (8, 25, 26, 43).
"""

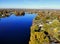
(0, 14, 36, 44)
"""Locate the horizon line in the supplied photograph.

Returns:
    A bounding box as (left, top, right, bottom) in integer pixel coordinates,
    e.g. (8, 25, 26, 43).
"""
(0, 8, 60, 9)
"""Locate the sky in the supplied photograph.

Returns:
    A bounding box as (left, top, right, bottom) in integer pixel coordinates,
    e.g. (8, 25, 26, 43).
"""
(0, 0, 60, 9)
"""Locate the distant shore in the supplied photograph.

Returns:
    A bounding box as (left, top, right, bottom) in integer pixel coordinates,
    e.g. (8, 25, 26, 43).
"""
(0, 9, 60, 18)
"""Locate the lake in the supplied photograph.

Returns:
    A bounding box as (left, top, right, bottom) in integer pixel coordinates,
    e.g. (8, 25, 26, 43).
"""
(0, 13, 36, 44)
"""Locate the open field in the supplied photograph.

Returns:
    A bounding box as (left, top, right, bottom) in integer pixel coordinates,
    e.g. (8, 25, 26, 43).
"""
(27, 9, 60, 44)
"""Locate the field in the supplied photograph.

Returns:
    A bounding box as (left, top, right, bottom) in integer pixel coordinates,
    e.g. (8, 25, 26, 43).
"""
(29, 9, 60, 44)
